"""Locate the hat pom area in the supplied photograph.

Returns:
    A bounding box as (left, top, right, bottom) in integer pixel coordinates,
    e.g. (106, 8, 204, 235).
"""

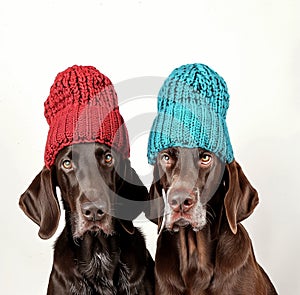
(44, 65, 130, 169)
(147, 63, 234, 165)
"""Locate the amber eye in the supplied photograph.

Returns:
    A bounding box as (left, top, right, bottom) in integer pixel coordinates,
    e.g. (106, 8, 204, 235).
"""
(104, 153, 113, 165)
(62, 160, 72, 170)
(200, 154, 212, 165)
(161, 154, 170, 162)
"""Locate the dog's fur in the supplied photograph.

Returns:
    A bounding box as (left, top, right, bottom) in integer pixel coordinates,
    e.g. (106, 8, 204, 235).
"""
(148, 147, 277, 295)
(20, 143, 154, 295)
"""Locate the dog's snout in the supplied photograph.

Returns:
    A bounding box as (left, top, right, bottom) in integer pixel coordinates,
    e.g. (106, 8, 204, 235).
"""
(169, 191, 195, 213)
(81, 201, 106, 221)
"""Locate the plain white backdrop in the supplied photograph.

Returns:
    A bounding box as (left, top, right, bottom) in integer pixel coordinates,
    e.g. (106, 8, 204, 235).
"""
(1, 0, 299, 294)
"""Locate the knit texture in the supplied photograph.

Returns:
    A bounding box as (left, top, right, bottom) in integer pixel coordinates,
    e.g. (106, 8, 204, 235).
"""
(147, 63, 234, 164)
(44, 65, 130, 168)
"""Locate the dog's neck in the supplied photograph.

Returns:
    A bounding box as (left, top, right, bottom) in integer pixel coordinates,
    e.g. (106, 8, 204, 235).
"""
(66, 213, 120, 271)
(59, 213, 132, 294)
(75, 231, 122, 279)
(175, 188, 227, 290)
(176, 226, 214, 291)
(174, 187, 253, 293)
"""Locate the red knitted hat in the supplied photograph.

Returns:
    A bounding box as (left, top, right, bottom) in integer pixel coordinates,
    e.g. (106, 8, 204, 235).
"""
(44, 65, 130, 169)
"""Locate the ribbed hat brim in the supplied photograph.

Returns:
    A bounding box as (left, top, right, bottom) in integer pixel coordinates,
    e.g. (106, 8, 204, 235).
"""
(44, 103, 130, 168)
(147, 102, 233, 164)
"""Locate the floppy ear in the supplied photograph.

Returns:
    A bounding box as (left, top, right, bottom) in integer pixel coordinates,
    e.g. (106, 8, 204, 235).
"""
(19, 166, 60, 239)
(224, 161, 259, 234)
(148, 163, 164, 231)
(115, 159, 149, 233)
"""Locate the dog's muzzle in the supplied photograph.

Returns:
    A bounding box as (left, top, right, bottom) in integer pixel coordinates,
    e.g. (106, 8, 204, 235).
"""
(160, 188, 206, 234)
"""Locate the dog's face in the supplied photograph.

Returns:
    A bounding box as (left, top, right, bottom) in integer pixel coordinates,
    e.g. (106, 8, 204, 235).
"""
(20, 142, 148, 240)
(155, 147, 225, 232)
(55, 143, 120, 238)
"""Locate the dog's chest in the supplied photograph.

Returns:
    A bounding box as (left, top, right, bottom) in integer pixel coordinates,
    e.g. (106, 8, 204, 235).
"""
(71, 237, 132, 295)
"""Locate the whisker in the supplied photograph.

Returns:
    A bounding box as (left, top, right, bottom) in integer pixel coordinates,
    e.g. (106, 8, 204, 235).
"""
(204, 203, 216, 226)
(158, 190, 170, 236)
(73, 236, 80, 246)
(206, 214, 213, 225)
(206, 210, 215, 220)
(206, 203, 216, 218)
(196, 188, 200, 199)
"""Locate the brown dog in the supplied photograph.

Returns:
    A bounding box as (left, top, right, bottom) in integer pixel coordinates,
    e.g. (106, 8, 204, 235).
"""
(148, 147, 277, 295)
(20, 143, 154, 295)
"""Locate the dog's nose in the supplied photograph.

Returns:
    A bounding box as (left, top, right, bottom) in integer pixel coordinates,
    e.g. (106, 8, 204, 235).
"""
(169, 192, 195, 213)
(81, 201, 106, 221)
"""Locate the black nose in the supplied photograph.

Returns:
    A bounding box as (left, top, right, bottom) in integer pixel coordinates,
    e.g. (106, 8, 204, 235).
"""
(169, 192, 195, 213)
(81, 201, 106, 221)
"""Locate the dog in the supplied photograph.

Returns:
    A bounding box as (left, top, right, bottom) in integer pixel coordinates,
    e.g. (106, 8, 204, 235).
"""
(20, 143, 154, 295)
(148, 147, 277, 295)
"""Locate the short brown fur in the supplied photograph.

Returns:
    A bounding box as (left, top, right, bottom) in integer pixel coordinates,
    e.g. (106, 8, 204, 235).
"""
(149, 147, 277, 295)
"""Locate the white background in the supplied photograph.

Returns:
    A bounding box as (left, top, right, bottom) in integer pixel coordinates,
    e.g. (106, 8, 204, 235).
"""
(1, 0, 299, 294)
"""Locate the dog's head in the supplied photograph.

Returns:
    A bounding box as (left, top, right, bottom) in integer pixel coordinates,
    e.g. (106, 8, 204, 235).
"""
(19, 143, 148, 240)
(149, 147, 258, 234)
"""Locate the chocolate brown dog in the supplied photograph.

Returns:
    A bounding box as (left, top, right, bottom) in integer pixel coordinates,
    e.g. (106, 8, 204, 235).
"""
(149, 147, 277, 294)
(19, 65, 154, 294)
(147, 63, 277, 294)
(20, 143, 154, 295)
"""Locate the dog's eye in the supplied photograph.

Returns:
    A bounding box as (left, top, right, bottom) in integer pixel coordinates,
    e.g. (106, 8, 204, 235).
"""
(161, 154, 170, 162)
(62, 160, 72, 170)
(104, 153, 113, 165)
(200, 154, 212, 165)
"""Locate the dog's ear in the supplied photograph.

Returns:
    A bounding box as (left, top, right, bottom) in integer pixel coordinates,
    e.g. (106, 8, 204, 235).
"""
(116, 159, 149, 223)
(19, 166, 60, 239)
(148, 163, 164, 231)
(224, 161, 259, 234)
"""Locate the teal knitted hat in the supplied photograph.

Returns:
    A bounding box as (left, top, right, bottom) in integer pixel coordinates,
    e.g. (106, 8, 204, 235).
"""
(147, 63, 234, 164)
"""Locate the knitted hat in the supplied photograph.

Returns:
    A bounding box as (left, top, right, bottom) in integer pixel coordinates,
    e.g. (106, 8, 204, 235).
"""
(147, 63, 234, 164)
(44, 65, 130, 169)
